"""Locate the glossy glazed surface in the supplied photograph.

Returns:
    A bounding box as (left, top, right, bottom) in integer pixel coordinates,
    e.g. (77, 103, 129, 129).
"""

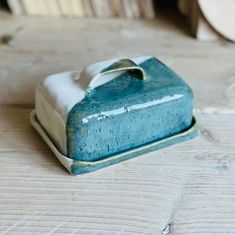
(67, 57, 193, 161)
(70, 118, 197, 175)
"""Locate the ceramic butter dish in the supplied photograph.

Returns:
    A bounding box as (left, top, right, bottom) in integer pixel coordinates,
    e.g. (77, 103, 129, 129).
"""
(30, 56, 197, 175)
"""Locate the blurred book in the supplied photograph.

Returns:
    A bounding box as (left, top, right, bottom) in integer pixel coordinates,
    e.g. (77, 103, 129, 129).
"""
(122, 0, 141, 18)
(7, 0, 156, 18)
(7, 0, 25, 15)
(139, 0, 155, 18)
(110, 0, 124, 17)
(91, 0, 113, 17)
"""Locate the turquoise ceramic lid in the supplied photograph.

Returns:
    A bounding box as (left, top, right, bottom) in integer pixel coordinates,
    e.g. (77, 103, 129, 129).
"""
(66, 57, 194, 162)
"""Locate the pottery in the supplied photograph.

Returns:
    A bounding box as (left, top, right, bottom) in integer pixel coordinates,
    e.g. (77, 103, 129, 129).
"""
(31, 56, 198, 175)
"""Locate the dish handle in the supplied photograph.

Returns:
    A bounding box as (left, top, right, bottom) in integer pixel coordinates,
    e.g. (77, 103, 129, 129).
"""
(79, 58, 146, 93)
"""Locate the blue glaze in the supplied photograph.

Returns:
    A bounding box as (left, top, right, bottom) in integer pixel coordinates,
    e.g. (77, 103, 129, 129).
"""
(67, 57, 194, 162)
(71, 118, 197, 175)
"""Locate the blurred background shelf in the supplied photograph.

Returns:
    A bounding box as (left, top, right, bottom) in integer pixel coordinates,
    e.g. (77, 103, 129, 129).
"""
(1, 0, 234, 42)
(0, 10, 234, 113)
(5, 0, 157, 18)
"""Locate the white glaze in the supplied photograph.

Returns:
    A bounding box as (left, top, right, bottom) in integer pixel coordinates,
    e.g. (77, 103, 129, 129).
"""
(36, 56, 152, 155)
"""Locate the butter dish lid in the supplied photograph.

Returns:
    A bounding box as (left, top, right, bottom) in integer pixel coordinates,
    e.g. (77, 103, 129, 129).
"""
(33, 55, 197, 174)
(66, 57, 193, 161)
(35, 56, 153, 155)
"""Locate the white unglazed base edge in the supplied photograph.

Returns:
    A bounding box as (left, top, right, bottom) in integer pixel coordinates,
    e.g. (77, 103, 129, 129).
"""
(30, 110, 73, 174)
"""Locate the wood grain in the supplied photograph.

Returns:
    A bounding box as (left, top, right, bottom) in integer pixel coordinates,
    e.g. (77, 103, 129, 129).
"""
(0, 107, 235, 234)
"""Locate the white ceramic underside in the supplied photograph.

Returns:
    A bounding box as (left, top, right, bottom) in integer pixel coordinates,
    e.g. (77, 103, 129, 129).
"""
(30, 110, 73, 174)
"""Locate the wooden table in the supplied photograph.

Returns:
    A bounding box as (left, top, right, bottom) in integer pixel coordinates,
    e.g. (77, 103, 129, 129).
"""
(1, 12, 235, 234)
